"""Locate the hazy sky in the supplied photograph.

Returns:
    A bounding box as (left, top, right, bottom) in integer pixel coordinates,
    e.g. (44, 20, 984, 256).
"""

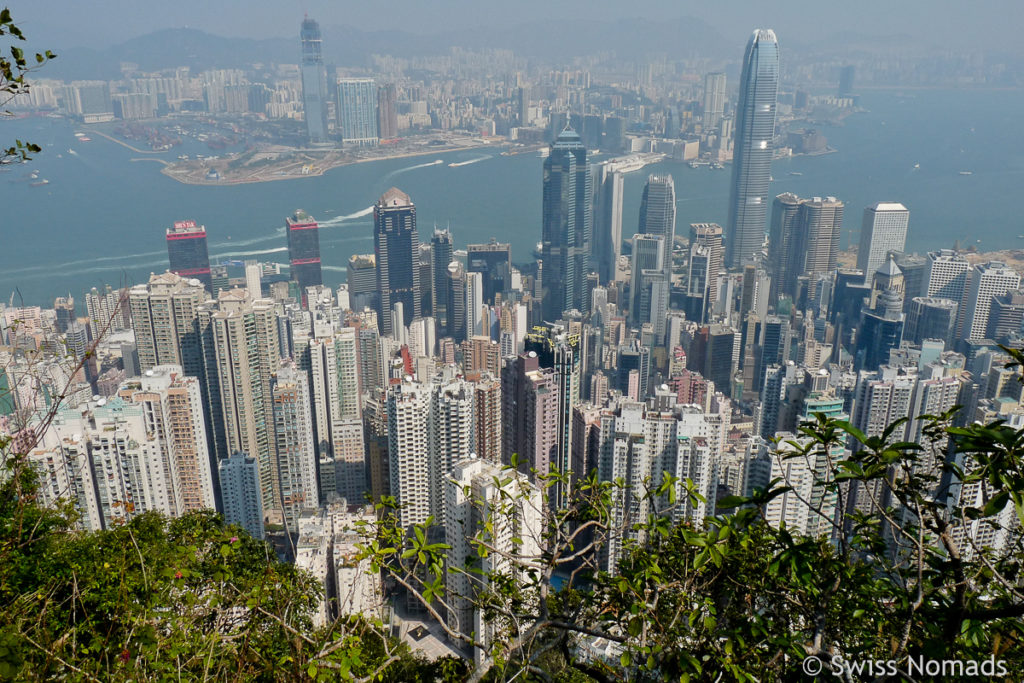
(8, 0, 1024, 53)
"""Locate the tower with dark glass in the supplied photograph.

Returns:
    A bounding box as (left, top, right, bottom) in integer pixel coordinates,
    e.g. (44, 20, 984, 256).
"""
(166, 220, 212, 291)
(286, 209, 322, 293)
(374, 187, 420, 336)
(725, 29, 780, 269)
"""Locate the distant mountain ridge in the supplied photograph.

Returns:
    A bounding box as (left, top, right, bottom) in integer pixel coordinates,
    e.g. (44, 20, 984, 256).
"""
(45, 18, 733, 80)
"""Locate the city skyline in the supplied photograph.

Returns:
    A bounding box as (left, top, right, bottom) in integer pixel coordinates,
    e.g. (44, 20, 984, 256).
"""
(4, 8, 1024, 678)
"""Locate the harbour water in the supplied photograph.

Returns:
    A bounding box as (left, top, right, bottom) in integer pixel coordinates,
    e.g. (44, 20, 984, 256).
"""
(1, 88, 1022, 306)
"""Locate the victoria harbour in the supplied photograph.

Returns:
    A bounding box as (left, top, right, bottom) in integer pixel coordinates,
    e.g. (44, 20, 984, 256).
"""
(2, 87, 1022, 306)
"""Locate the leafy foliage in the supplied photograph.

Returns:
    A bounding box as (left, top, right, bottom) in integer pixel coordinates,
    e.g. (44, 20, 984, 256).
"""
(1, 7, 56, 163)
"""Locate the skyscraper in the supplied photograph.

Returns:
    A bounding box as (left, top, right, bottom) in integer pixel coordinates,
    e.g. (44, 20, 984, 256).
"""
(592, 165, 623, 284)
(769, 194, 844, 301)
(430, 229, 454, 336)
(637, 174, 677, 273)
(203, 290, 281, 512)
(467, 240, 512, 304)
(857, 203, 910, 283)
(629, 233, 667, 329)
(541, 128, 592, 321)
(961, 262, 1021, 343)
(337, 77, 378, 146)
(725, 29, 780, 269)
(374, 188, 420, 336)
(300, 17, 329, 143)
(690, 224, 724, 308)
(377, 82, 398, 140)
(286, 210, 322, 294)
(703, 72, 727, 131)
(166, 220, 212, 291)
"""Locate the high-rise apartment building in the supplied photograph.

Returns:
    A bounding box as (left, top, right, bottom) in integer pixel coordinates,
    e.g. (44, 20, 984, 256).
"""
(374, 188, 420, 336)
(725, 29, 780, 269)
(272, 361, 320, 529)
(85, 284, 129, 332)
(300, 18, 329, 143)
(309, 329, 366, 502)
(219, 452, 265, 539)
(129, 272, 207, 377)
(286, 210, 323, 294)
(702, 72, 727, 130)
(166, 220, 212, 291)
(387, 380, 432, 529)
(857, 203, 910, 283)
(445, 458, 542, 663)
(337, 77, 378, 146)
(119, 365, 216, 515)
(202, 290, 281, 511)
(541, 128, 592, 320)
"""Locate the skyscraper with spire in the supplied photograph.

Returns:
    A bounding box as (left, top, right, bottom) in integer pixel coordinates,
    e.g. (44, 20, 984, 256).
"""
(300, 17, 329, 143)
(541, 128, 592, 321)
(725, 29, 780, 269)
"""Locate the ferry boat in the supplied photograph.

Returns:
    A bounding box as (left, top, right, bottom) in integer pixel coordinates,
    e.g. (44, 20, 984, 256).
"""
(30, 179, 50, 186)
(959, 171, 973, 176)
(536, 148, 550, 158)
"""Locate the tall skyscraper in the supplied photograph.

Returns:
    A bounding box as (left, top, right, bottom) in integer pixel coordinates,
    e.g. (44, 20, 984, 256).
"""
(337, 77, 378, 146)
(725, 29, 780, 269)
(166, 220, 212, 291)
(769, 194, 844, 301)
(299, 17, 329, 143)
(690, 224, 724, 307)
(430, 229, 454, 336)
(377, 82, 398, 140)
(905, 297, 958, 347)
(857, 203, 910, 284)
(286, 210, 322, 294)
(592, 165, 623, 284)
(703, 72, 727, 131)
(541, 128, 592, 321)
(629, 233, 667, 329)
(347, 254, 378, 313)
(374, 188, 421, 336)
(637, 174, 677, 273)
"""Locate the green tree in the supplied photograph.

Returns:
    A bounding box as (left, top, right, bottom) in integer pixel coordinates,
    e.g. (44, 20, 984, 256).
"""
(1, 7, 55, 163)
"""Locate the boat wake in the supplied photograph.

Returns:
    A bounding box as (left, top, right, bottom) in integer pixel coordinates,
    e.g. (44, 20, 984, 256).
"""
(448, 156, 490, 168)
(383, 159, 444, 179)
(319, 206, 374, 227)
(210, 246, 288, 259)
